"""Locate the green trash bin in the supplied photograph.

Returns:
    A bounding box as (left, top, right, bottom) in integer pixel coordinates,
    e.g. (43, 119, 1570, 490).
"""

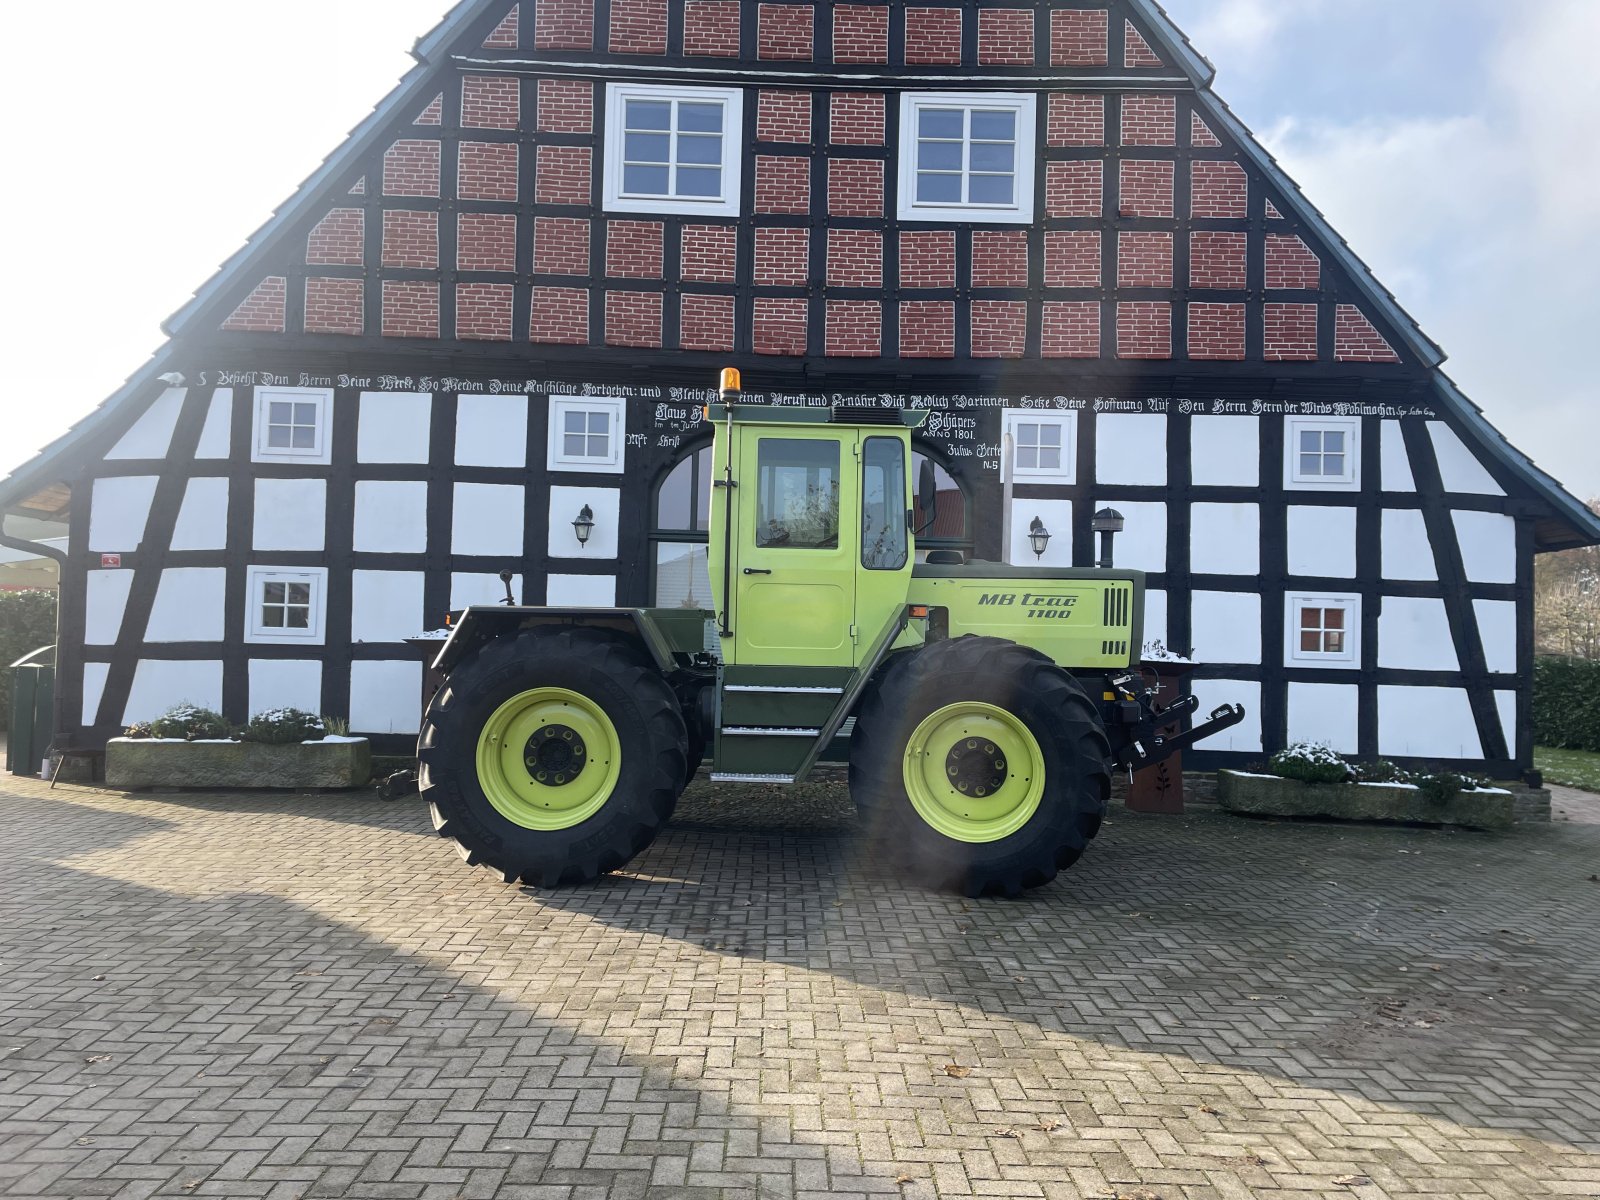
(7, 647, 56, 778)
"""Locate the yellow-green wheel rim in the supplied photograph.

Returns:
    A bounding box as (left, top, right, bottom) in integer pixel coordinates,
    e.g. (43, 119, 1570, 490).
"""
(902, 701, 1045, 844)
(475, 687, 622, 830)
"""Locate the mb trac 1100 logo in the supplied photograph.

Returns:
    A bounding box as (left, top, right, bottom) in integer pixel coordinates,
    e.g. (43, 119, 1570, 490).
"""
(977, 592, 1080, 620)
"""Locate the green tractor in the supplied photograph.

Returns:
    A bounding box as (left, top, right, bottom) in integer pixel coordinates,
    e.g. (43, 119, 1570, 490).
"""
(419, 370, 1243, 897)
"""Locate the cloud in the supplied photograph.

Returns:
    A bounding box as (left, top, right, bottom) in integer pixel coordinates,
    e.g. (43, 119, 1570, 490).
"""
(1181, 0, 1326, 60)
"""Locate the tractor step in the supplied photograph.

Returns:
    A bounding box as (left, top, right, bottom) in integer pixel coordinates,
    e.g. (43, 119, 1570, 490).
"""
(721, 726, 821, 737)
(710, 772, 797, 784)
(724, 685, 843, 695)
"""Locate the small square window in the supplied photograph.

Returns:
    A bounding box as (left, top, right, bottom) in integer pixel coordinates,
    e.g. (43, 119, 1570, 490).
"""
(898, 93, 1036, 224)
(1003, 409, 1076, 482)
(1285, 592, 1360, 666)
(1285, 416, 1360, 490)
(603, 84, 743, 217)
(246, 566, 329, 645)
(254, 387, 333, 465)
(548, 397, 626, 474)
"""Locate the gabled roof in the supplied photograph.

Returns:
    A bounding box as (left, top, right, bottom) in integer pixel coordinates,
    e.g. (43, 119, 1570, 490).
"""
(3, 0, 1596, 550)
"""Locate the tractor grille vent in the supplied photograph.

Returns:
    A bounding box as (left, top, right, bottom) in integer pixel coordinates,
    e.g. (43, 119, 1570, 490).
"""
(1102, 586, 1131, 629)
(831, 405, 902, 425)
(1102, 639, 1130, 658)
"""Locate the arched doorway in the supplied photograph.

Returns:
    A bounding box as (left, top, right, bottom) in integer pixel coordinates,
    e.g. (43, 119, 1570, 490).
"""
(650, 441, 714, 609)
(911, 446, 973, 562)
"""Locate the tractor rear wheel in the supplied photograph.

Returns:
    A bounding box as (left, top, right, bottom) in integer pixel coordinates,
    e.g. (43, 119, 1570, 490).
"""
(418, 626, 688, 887)
(849, 636, 1110, 898)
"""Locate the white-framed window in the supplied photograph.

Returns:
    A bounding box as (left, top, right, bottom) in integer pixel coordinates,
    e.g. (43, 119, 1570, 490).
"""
(1001, 408, 1076, 483)
(602, 83, 744, 217)
(897, 92, 1036, 224)
(253, 387, 333, 465)
(245, 566, 329, 646)
(1285, 416, 1360, 491)
(547, 396, 626, 474)
(1285, 591, 1361, 667)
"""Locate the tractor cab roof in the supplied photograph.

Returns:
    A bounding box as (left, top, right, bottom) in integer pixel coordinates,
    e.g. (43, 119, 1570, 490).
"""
(706, 403, 930, 430)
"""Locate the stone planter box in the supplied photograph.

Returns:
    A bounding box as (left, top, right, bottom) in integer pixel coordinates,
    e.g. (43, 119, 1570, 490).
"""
(105, 738, 373, 791)
(1217, 770, 1515, 831)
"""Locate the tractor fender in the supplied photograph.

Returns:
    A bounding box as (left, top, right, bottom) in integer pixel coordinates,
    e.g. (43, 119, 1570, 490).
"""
(431, 607, 683, 678)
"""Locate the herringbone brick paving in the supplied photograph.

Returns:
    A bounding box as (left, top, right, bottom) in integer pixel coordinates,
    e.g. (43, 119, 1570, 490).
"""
(1, 772, 1596, 1199)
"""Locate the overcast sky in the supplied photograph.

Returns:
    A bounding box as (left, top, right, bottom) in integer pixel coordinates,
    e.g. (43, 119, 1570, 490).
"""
(1, 1, 1595, 502)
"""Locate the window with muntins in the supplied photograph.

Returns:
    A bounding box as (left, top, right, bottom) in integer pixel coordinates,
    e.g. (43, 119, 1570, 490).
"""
(253, 387, 333, 465)
(1285, 416, 1360, 490)
(1002, 409, 1076, 483)
(898, 93, 1036, 224)
(603, 84, 743, 216)
(1285, 592, 1360, 666)
(245, 566, 329, 645)
(548, 397, 626, 473)
(652, 444, 714, 610)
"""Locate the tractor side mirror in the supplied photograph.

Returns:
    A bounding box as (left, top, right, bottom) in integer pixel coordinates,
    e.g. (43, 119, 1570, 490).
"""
(916, 457, 938, 533)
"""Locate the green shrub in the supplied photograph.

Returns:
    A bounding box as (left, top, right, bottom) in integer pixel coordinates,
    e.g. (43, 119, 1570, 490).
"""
(131, 703, 236, 741)
(1415, 770, 1491, 803)
(241, 707, 326, 745)
(1533, 657, 1600, 752)
(1352, 759, 1414, 785)
(1267, 742, 1351, 784)
(0, 589, 58, 732)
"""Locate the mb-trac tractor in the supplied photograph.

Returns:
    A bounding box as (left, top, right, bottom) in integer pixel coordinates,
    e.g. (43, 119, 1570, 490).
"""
(419, 370, 1244, 897)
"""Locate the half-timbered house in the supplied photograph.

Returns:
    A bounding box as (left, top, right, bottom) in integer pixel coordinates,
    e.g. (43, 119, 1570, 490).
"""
(2, 0, 1596, 772)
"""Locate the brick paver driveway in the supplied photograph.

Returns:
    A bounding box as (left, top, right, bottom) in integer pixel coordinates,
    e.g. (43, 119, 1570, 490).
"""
(2, 773, 1597, 1200)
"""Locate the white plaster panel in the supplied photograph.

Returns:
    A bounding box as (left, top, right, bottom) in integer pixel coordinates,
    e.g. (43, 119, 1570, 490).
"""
(1190, 504, 1259, 575)
(357, 392, 433, 464)
(456, 394, 529, 468)
(1006, 498, 1073, 567)
(452, 484, 525, 557)
(1380, 420, 1415, 492)
(349, 660, 424, 735)
(1096, 500, 1165, 572)
(171, 478, 230, 551)
(82, 663, 110, 727)
(1190, 416, 1259, 488)
(547, 574, 618, 607)
(1473, 599, 1518, 675)
(195, 389, 234, 459)
(1141, 589, 1167, 652)
(1378, 686, 1482, 760)
(1378, 596, 1459, 671)
(351, 571, 426, 643)
(123, 660, 225, 726)
(1191, 591, 1262, 665)
(254, 479, 328, 552)
(353, 481, 429, 554)
(88, 477, 159, 552)
(107, 387, 184, 461)
(85, 570, 134, 646)
(147, 568, 227, 643)
(1095, 414, 1167, 486)
(1381, 509, 1437, 581)
(1452, 510, 1517, 584)
(452, 572, 526, 610)
(1428, 422, 1504, 496)
(248, 660, 324, 717)
(1495, 690, 1517, 756)
(1287, 506, 1357, 578)
(1191, 679, 1262, 752)
(1287, 682, 1360, 753)
(548, 486, 622, 560)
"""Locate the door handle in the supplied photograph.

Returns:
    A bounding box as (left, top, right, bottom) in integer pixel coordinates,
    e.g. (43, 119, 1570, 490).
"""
(742, 568, 772, 575)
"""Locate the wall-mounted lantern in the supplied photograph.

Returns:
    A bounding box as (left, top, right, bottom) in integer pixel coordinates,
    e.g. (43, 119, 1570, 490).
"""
(572, 504, 595, 549)
(1028, 516, 1052, 560)
(1091, 507, 1125, 568)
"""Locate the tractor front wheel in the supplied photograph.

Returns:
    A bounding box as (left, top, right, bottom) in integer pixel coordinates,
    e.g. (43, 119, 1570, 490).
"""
(418, 627, 688, 887)
(849, 636, 1110, 898)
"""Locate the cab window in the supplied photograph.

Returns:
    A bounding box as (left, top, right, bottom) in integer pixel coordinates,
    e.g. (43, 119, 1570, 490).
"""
(756, 439, 840, 549)
(861, 438, 908, 570)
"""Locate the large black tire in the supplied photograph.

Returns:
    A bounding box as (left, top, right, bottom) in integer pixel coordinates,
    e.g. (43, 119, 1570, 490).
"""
(849, 636, 1111, 898)
(418, 626, 688, 887)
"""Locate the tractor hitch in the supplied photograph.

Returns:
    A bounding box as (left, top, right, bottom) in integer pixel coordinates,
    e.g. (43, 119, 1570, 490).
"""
(1112, 703, 1247, 770)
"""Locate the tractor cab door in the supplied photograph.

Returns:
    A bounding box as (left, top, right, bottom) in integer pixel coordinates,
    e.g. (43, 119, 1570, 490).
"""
(728, 428, 857, 667)
(725, 426, 912, 668)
